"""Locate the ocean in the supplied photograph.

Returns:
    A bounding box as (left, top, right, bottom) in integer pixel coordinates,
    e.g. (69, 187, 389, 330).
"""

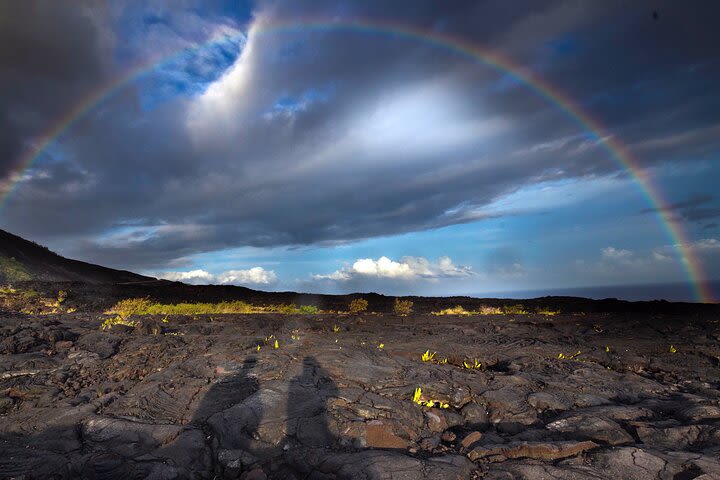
(472, 280, 720, 303)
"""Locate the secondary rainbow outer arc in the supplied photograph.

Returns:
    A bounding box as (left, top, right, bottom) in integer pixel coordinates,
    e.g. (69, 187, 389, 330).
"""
(5, 18, 713, 303)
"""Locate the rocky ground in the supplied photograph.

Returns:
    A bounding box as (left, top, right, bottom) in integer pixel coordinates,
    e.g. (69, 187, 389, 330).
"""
(1, 309, 719, 479)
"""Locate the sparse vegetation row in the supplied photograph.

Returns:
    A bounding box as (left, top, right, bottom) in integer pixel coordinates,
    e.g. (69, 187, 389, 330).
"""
(105, 297, 322, 317)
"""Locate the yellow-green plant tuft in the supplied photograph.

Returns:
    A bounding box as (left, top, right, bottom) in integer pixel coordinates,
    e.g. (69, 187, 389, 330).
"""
(463, 358, 482, 369)
(101, 315, 138, 330)
(348, 298, 369, 314)
(298, 305, 320, 314)
(393, 298, 413, 316)
(477, 305, 503, 315)
(535, 306, 560, 315)
(421, 350, 436, 362)
(432, 305, 471, 315)
(0, 256, 32, 282)
(557, 350, 582, 360)
(105, 298, 153, 317)
(502, 304, 528, 315)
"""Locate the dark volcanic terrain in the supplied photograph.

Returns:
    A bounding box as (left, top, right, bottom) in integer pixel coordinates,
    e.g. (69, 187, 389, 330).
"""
(1, 231, 719, 479)
(1, 303, 719, 479)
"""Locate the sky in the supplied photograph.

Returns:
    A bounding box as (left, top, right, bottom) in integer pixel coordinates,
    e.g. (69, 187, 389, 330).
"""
(1, 0, 719, 301)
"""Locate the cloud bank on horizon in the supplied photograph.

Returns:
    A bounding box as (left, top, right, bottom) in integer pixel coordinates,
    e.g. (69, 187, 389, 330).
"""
(1, 0, 719, 299)
(157, 266, 278, 286)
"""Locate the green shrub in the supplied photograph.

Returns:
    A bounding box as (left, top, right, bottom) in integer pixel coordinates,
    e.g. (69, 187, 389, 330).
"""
(477, 305, 503, 315)
(106, 297, 153, 318)
(264, 303, 300, 314)
(348, 298, 369, 314)
(298, 305, 320, 314)
(393, 298, 413, 316)
(502, 304, 529, 315)
(535, 306, 560, 315)
(432, 305, 471, 315)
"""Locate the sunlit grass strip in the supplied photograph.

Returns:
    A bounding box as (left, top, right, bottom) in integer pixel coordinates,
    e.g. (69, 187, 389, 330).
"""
(431, 304, 559, 315)
(105, 298, 323, 316)
(432, 306, 474, 316)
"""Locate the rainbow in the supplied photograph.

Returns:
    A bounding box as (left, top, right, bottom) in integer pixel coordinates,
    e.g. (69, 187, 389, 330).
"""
(4, 17, 714, 302)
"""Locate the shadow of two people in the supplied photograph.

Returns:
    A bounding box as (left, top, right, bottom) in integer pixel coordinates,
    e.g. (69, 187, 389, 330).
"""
(0, 356, 377, 479)
(194, 355, 340, 478)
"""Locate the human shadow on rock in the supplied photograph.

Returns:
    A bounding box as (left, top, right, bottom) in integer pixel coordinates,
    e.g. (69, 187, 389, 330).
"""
(0, 356, 262, 480)
(285, 356, 339, 448)
(0, 354, 473, 480)
(190, 355, 263, 478)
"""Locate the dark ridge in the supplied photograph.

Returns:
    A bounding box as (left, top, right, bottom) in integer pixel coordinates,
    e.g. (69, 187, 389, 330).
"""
(0, 229, 152, 284)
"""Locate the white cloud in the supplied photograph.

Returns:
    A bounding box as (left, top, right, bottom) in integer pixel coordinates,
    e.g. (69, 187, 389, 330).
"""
(512, 134, 579, 156)
(652, 238, 720, 259)
(577, 240, 720, 284)
(490, 262, 527, 278)
(215, 267, 278, 285)
(601, 247, 633, 261)
(596, 246, 653, 271)
(574, 246, 647, 278)
(157, 267, 277, 286)
(158, 269, 215, 283)
(187, 20, 260, 142)
(313, 255, 473, 281)
(598, 239, 720, 270)
(692, 238, 720, 251)
(652, 251, 673, 262)
(634, 123, 720, 152)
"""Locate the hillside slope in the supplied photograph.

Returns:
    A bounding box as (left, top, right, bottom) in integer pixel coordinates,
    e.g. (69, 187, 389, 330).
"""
(0, 229, 152, 284)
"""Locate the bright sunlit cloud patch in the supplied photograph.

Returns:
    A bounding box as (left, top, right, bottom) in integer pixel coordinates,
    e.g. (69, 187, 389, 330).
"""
(573, 238, 720, 285)
(340, 81, 507, 160)
(313, 255, 473, 281)
(157, 267, 277, 286)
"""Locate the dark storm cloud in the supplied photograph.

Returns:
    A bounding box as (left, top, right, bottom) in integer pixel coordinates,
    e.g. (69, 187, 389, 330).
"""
(2, 0, 719, 270)
(642, 195, 720, 223)
(641, 195, 714, 213)
(0, 1, 113, 179)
